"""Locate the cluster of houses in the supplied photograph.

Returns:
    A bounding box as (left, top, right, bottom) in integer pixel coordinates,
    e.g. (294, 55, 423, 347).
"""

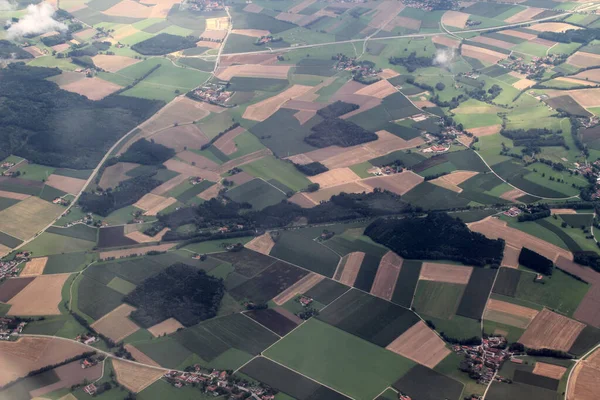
(503, 207, 522, 217)
(80, 356, 100, 369)
(369, 164, 404, 176)
(333, 54, 381, 83)
(502, 54, 563, 78)
(187, 0, 225, 12)
(422, 144, 450, 154)
(0, 317, 27, 340)
(75, 333, 100, 346)
(0, 256, 25, 281)
(190, 176, 205, 185)
(401, 0, 459, 11)
(0, 161, 15, 170)
(164, 368, 277, 399)
(52, 197, 70, 206)
(255, 35, 281, 46)
(455, 336, 512, 385)
(190, 83, 234, 107)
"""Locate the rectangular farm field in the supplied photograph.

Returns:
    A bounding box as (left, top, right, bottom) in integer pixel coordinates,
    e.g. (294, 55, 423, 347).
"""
(456, 268, 497, 320)
(270, 230, 340, 277)
(304, 278, 349, 305)
(393, 364, 464, 400)
(245, 308, 299, 336)
(97, 225, 137, 248)
(391, 260, 422, 308)
(492, 267, 522, 297)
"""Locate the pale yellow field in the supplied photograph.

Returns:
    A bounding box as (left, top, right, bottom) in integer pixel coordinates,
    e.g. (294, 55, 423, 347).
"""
(519, 308, 585, 351)
(432, 35, 461, 48)
(0, 196, 64, 241)
(45, 174, 87, 195)
(420, 262, 473, 284)
(513, 78, 536, 90)
(112, 359, 164, 393)
(216, 64, 291, 81)
(60, 77, 121, 100)
(354, 79, 397, 99)
(308, 168, 361, 188)
(104, 0, 152, 18)
(273, 273, 324, 305)
(379, 69, 400, 79)
(0, 190, 29, 200)
(468, 125, 502, 136)
(337, 252, 365, 286)
(386, 321, 450, 368)
(99, 243, 175, 260)
(529, 22, 582, 32)
(8, 274, 70, 316)
(125, 227, 169, 243)
(462, 45, 507, 64)
(91, 304, 140, 342)
(504, 7, 543, 23)
(243, 85, 312, 121)
(92, 55, 140, 72)
(20, 257, 48, 277)
(245, 233, 276, 255)
(442, 11, 470, 28)
(533, 362, 567, 379)
(231, 29, 270, 37)
(147, 317, 185, 337)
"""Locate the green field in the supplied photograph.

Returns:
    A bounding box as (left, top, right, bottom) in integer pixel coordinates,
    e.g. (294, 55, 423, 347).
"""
(265, 319, 415, 399)
(413, 281, 467, 320)
(241, 155, 311, 192)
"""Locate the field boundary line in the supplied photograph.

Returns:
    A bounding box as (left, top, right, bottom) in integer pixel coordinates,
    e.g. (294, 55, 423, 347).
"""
(372, 386, 393, 400)
(240, 311, 282, 338)
(564, 342, 600, 400)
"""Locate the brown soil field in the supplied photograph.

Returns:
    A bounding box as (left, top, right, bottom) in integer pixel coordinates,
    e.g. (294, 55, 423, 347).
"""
(0, 337, 89, 386)
(245, 233, 276, 256)
(195, 39, 221, 49)
(286, 154, 314, 165)
(500, 188, 526, 202)
(140, 97, 211, 135)
(0, 196, 64, 241)
(20, 257, 48, 277)
(519, 308, 585, 351)
(8, 274, 70, 316)
(288, 0, 315, 13)
(336, 94, 382, 119)
(134, 193, 171, 211)
(442, 10, 470, 28)
(74, 28, 96, 40)
(147, 0, 180, 18)
(282, 99, 325, 112)
(308, 167, 361, 188)
(164, 159, 220, 181)
(214, 126, 246, 155)
(92, 55, 140, 72)
(288, 192, 317, 208)
(216, 64, 290, 81)
(197, 182, 223, 200)
(147, 317, 185, 337)
(175, 150, 219, 170)
(30, 359, 103, 398)
(125, 344, 161, 367)
(420, 262, 473, 284)
(370, 251, 403, 300)
(0, 244, 11, 258)
(201, 29, 228, 41)
(104, 0, 151, 17)
(60, 77, 121, 100)
(386, 321, 450, 368)
(0, 277, 34, 302)
(274, 307, 303, 324)
(453, 104, 501, 114)
(99, 162, 139, 189)
(152, 124, 210, 152)
(361, 170, 425, 196)
(469, 217, 572, 262)
(556, 77, 597, 87)
(567, 51, 600, 68)
(573, 69, 600, 83)
(484, 298, 539, 329)
(220, 53, 278, 66)
(530, 22, 582, 32)
(355, 79, 397, 99)
(23, 46, 44, 57)
(461, 45, 507, 64)
(230, 28, 271, 37)
(126, 227, 169, 243)
(430, 176, 462, 193)
(91, 304, 141, 342)
(388, 16, 421, 30)
(502, 244, 521, 268)
(205, 16, 229, 30)
(368, 1, 405, 29)
(550, 208, 578, 214)
(243, 85, 313, 121)
(505, 7, 544, 23)
(111, 25, 140, 41)
(52, 43, 70, 53)
(533, 362, 567, 379)
(0, 190, 29, 200)
(243, 3, 263, 12)
(472, 36, 515, 50)
(99, 243, 175, 260)
(566, 88, 600, 108)
(457, 134, 474, 147)
(337, 252, 365, 286)
(531, 37, 557, 47)
(45, 174, 87, 195)
(379, 68, 400, 79)
(468, 124, 502, 136)
(332, 80, 366, 98)
(500, 29, 537, 40)
(573, 284, 600, 329)
(144, 197, 176, 216)
(215, 148, 273, 174)
(113, 358, 164, 393)
(438, 170, 479, 185)
(151, 174, 188, 196)
(432, 35, 461, 48)
(228, 171, 254, 186)
(273, 273, 324, 305)
(513, 78, 536, 90)
(567, 353, 600, 400)
(415, 100, 437, 108)
(306, 181, 372, 203)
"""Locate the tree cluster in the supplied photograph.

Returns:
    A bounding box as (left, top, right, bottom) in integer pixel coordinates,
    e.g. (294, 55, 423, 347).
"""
(389, 52, 433, 72)
(119, 139, 175, 165)
(316, 101, 359, 119)
(131, 33, 197, 55)
(305, 118, 377, 148)
(293, 161, 328, 176)
(518, 247, 553, 275)
(0, 40, 33, 60)
(539, 28, 600, 44)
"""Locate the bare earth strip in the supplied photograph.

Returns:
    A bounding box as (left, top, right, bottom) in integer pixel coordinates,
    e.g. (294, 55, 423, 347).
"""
(147, 317, 185, 337)
(432, 35, 461, 48)
(0, 190, 29, 200)
(144, 197, 177, 216)
(566, 88, 600, 107)
(125, 344, 161, 367)
(354, 79, 397, 99)
(368, 1, 405, 29)
(505, 7, 544, 23)
(442, 11, 470, 28)
(370, 252, 403, 300)
(573, 284, 600, 329)
(151, 174, 188, 196)
(306, 182, 372, 203)
(215, 149, 273, 174)
(243, 85, 312, 121)
(288, 192, 317, 208)
(502, 245, 521, 268)
(513, 78, 536, 90)
(20, 257, 48, 277)
(230, 28, 270, 37)
(273, 273, 324, 305)
(243, 3, 262, 13)
(245, 233, 276, 256)
(568, 348, 600, 400)
(113, 358, 164, 393)
(468, 217, 572, 262)
(198, 182, 223, 200)
(60, 77, 121, 100)
(550, 208, 578, 214)
(533, 362, 567, 379)
(140, 97, 211, 135)
(500, 188, 526, 202)
(8, 274, 70, 316)
(45, 174, 87, 195)
(529, 22, 582, 32)
(91, 304, 140, 342)
(288, 0, 315, 13)
(439, 170, 479, 185)
(567, 51, 600, 68)
(484, 298, 539, 329)
(125, 228, 169, 243)
(216, 65, 290, 81)
(462, 45, 507, 64)
(420, 262, 473, 284)
(555, 77, 596, 87)
(386, 321, 451, 368)
(164, 159, 220, 182)
(99, 244, 175, 260)
(151, 125, 210, 152)
(338, 252, 365, 286)
(214, 126, 246, 155)
(379, 68, 400, 79)
(519, 308, 585, 351)
(308, 168, 362, 188)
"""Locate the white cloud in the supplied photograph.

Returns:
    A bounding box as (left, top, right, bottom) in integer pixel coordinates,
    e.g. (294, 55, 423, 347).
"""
(433, 49, 454, 66)
(0, 0, 15, 11)
(7, 2, 67, 39)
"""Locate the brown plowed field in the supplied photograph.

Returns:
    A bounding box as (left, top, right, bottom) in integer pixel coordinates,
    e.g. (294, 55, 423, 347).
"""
(370, 252, 403, 300)
(368, 1, 405, 29)
(468, 124, 502, 136)
(46, 174, 87, 195)
(567, 52, 600, 68)
(60, 77, 121, 100)
(550, 208, 578, 214)
(0, 190, 29, 200)
(355, 79, 397, 99)
(568, 350, 600, 400)
(30, 359, 103, 398)
(141, 97, 211, 135)
(472, 36, 515, 49)
(214, 126, 246, 155)
(573, 284, 600, 329)
(92, 55, 140, 72)
(243, 85, 313, 121)
(134, 193, 171, 211)
(282, 100, 326, 111)
(573, 69, 600, 83)
(99, 243, 175, 260)
(462, 45, 507, 64)
(216, 64, 291, 81)
(288, 192, 317, 208)
(432, 35, 461, 48)
(230, 28, 271, 37)
(519, 308, 585, 351)
(145, 197, 177, 216)
(215, 149, 272, 174)
(104, 0, 152, 17)
(125, 344, 161, 367)
(20, 257, 48, 277)
(420, 262, 473, 284)
(273, 273, 324, 305)
(245, 233, 276, 256)
(126, 228, 169, 243)
(147, 317, 185, 337)
(505, 7, 543, 23)
(308, 168, 361, 188)
(484, 298, 539, 328)
(7, 273, 69, 316)
(228, 171, 254, 185)
(533, 362, 566, 379)
(220, 54, 278, 66)
(502, 244, 520, 268)
(513, 78, 536, 90)
(431, 170, 477, 189)
(197, 182, 223, 200)
(306, 181, 372, 203)
(337, 94, 382, 119)
(361, 170, 425, 196)
(288, 0, 315, 13)
(442, 10, 470, 28)
(556, 77, 596, 87)
(0, 337, 89, 386)
(164, 159, 220, 181)
(389, 16, 421, 30)
(530, 22, 582, 32)
(337, 252, 365, 286)
(500, 188, 526, 202)
(151, 174, 188, 196)
(151, 124, 210, 152)
(0, 277, 34, 302)
(91, 304, 140, 342)
(565, 88, 600, 108)
(469, 217, 573, 262)
(99, 162, 139, 189)
(294, 110, 317, 124)
(379, 69, 400, 79)
(386, 321, 450, 368)
(113, 359, 164, 393)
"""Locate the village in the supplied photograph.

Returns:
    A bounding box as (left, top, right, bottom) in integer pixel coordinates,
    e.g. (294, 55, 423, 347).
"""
(0, 317, 27, 340)
(333, 54, 382, 84)
(502, 53, 566, 79)
(0, 251, 30, 281)
(186, 0, 225, 13)
(454, 336, 512, 385)
(190, 83, 234, 107)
